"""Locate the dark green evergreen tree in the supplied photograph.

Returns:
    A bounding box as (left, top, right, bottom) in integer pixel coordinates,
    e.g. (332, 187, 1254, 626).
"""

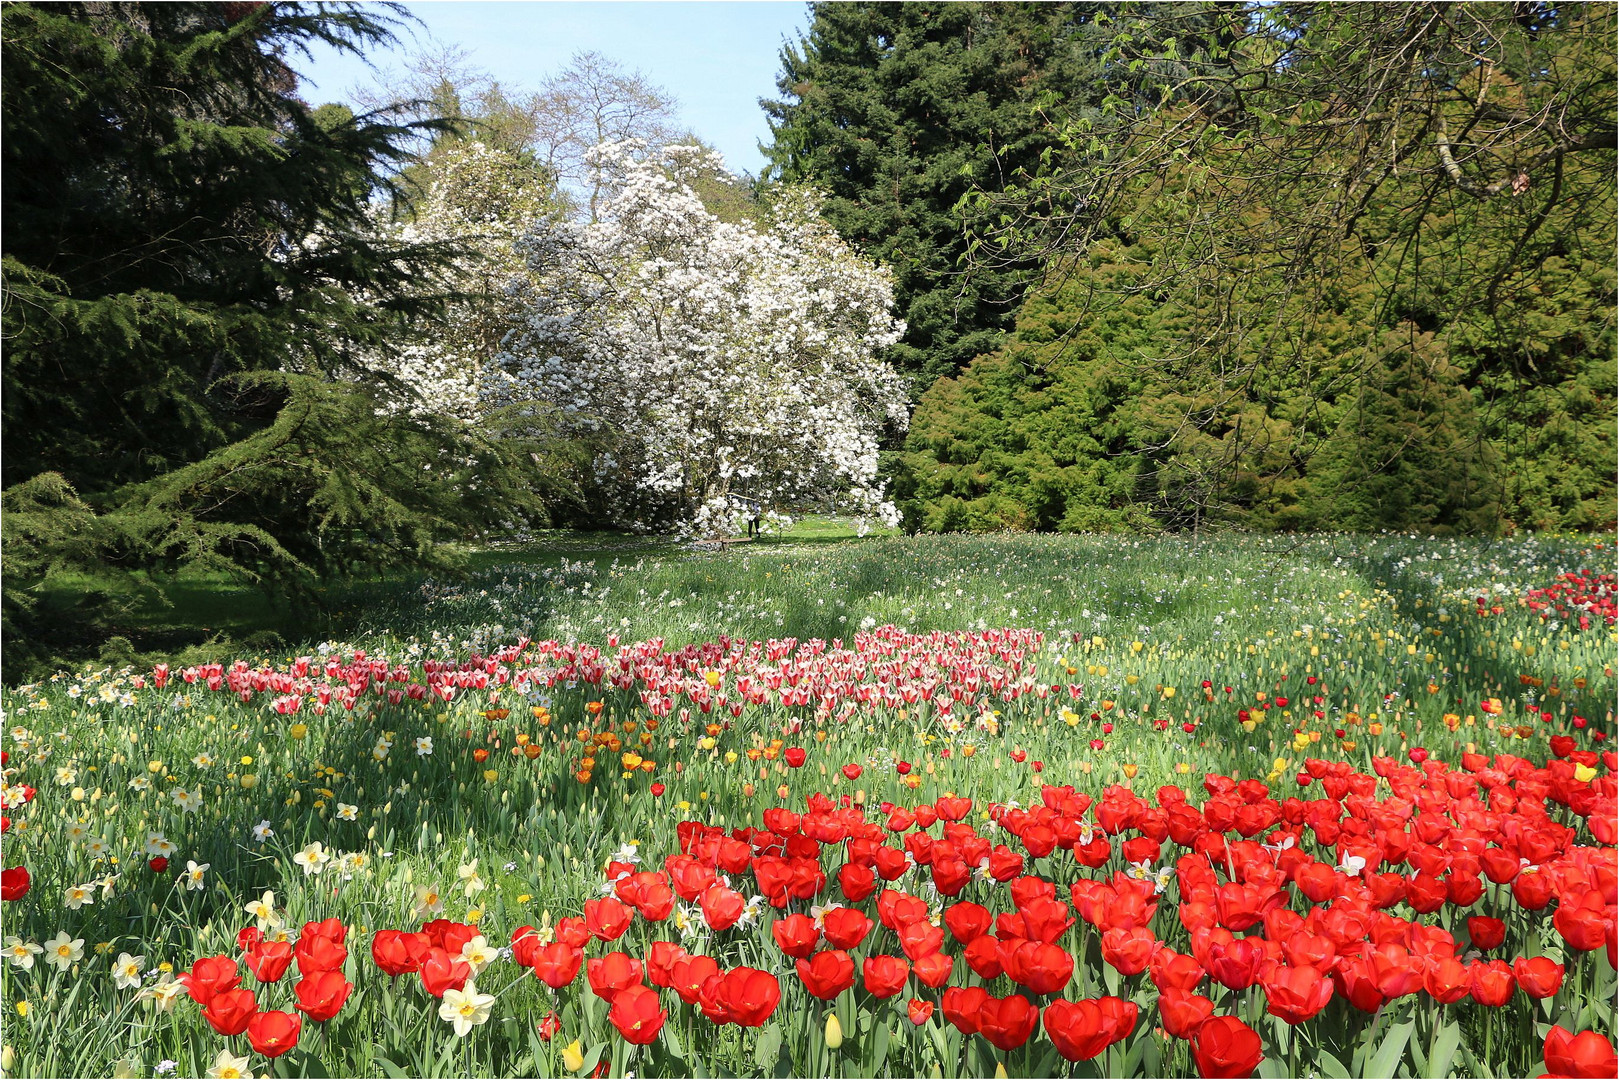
(762, 2, 1114, 386)
(1, 2, 547, 677)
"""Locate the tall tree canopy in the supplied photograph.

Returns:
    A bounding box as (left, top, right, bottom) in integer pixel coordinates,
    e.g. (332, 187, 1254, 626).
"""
(904, 0, 1616, 533)
(762, 1, 1114, 385)
(1, 1, 544, 676)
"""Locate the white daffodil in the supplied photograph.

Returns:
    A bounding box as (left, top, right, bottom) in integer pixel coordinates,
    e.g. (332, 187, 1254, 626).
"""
(610, 842, 642, 865)
(335, 803, 358, 821)
(181, 860, 209, 891)
(457, 860, 485, 898)
(243, 890, 280, 930)
(63, 882, 96, 910)
(457, 935, 497, 974)
(112, 951, 145, 989)
(144, 832, 175, 857)
(3, 937, 42, 969)
(438, 981, 495, 1037)
(1337, 853, 1367, 876)
(293, 841, 330, 876)
(413, 884, 445, 919)
(43, 930, 84, 971)
(251, 820, 274, 842)
(204, 1049, 255, 1079)
(144, 974, 188, 1012)
(415, 736, 434, 757)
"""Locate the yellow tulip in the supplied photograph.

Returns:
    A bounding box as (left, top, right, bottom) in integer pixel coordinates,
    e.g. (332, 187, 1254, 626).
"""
(825, 1013, 844, 1050)
(561, 1041, 584, 1073)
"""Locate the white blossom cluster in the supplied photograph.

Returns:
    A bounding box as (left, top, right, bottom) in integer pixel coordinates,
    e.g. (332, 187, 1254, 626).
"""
(489, 141, 910, 536)
(381, 141, 559, 423)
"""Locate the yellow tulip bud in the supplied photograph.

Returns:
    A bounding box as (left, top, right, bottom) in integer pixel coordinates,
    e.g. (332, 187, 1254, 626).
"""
(825, 1013, 843, 1050)
(561, 1040, 584, 1073)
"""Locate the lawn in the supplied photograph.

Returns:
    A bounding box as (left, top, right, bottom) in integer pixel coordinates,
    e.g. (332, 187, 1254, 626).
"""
(0, 530, 1613, 1078)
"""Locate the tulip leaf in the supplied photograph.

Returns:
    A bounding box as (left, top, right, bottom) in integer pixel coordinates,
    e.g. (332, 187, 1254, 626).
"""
(871, 1021, 891, 1073)
(663, 1024, 685, 1061)
(1315, 1049, 1350, 1078)
(1365, 1020, 1414, 1079)
(373, 1057, 408, 1079)
(1424, 1020, 1462, 1079)
(753, 1023, 781, 1070)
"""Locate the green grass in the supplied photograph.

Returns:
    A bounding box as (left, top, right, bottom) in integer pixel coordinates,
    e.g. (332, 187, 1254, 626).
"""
(0, 530, 1613, 1078)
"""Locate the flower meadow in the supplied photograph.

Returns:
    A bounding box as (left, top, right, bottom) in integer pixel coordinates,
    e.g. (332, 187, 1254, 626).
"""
(0, 533, 1614, 1079)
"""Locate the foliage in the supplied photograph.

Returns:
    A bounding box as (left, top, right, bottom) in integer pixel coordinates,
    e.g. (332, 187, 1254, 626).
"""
(762, 2, 1117, 385)
(0, 2, 546, 678)
(914, 2, 1616, 534)
(493, 143, 909, 538)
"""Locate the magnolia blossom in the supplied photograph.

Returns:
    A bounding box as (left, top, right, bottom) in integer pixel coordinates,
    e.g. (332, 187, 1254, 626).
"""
(493, 141, 909, 535)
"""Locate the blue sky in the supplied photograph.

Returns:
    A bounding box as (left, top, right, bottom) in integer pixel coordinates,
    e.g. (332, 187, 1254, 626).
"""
(292, 1, 811, 177)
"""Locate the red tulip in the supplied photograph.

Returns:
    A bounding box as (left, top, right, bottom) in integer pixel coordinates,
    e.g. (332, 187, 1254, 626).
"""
(821, 907, 873, 950)
(908, 998, 934, 1025)
(531, 942, 584, 989)
(203, 987, 258, 1036)
(1043, 997, 1135, 1061)
(942, 986, 988, 1034)
(784, 747, 806, 768)
(607, 984, 666, 1045)
(294, 933, 347, 977)
(861, 954, 910, 999)
(294, 969, 352, 1022)
(301, 918, 346, 944)
(1101, 925, 1157, 976)
(669, 953, 720, 1004)
(945, 901, 992, 944)
(1191, 1014, 1264, 1078)
(963, 935, 1004, 980)
(1553, 895, 1609, 952)
(706, 967, 780, 1027)
(555, 916, 591, 948)
(796, 949, 856, 1000)
(243, 940, 294, 984)
(372, 930, 421, 977)
(510, 926, 542, 969)
(976, 994, 1039, 1051)
(1513, 955, 1564, 999)
(246, 1010, 302, 1058)
(2, 866, 31, 901)
(646, 940, 688, 989)
(1001, 939, 1073, 995)
(837, 862, 877, 902)
(1260, 965, 1333, 1024)
(587, 952, 643, 1001)
(897, 919, 945, 961)
(1469, 960, 1515, 1007)
(1159, 988, 1215, 1040)
(1423, 956, 1472, 1004)
(419, 947, 471, 998)
(913, 950, 954, 989)
(1465, 916, 1505, 951)
(584, 897, 634, 941)
(771, 913, 820, 959)
(1544, 1026, 1618, 1079)
(182, 956, 241, 1007)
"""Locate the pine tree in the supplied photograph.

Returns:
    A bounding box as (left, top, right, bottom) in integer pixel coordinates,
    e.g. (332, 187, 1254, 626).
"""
(762, 2, 1114, 386)
(1, 2, 546, 677)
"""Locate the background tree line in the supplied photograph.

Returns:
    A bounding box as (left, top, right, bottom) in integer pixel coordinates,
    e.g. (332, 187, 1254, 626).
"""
(764, 1, 1616, 535)
(3, 1, 1613, 678)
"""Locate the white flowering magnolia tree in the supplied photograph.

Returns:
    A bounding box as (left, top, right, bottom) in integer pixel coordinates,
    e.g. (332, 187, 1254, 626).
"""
(489, 142, 909, 536)
(384, 141, 558, 423)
